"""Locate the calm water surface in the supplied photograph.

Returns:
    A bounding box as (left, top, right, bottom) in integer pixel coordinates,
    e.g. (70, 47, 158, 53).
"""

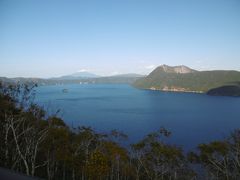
(35, 84, 240, 150)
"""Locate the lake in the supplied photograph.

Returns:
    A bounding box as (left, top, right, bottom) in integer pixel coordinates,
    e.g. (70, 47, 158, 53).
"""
(35, 84, 240, 150)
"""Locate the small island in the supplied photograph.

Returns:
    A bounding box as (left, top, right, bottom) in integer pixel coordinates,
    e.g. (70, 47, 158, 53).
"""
(62, 89, 69, 93)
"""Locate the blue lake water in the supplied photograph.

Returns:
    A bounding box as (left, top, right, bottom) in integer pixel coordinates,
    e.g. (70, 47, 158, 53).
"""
(35, 84, 240, 150)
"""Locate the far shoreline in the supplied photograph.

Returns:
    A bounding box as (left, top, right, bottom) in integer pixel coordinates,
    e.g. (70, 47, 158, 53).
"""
(136, 86, 205, 95)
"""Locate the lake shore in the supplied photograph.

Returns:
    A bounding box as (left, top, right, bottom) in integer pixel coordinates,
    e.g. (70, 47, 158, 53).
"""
(146, 86, 204, 94)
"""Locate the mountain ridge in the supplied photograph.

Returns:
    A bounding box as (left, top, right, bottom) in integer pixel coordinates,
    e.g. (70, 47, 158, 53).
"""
(156, 64, 197, 74)
(51, 71, 100, 80)
(0, 73, 144, 85)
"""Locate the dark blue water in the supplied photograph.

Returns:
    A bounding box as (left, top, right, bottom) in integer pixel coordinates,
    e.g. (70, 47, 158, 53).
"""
(35, 84, 240, 150)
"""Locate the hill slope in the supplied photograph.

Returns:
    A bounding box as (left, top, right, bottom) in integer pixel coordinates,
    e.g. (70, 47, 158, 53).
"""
(134, 65, 240, 95)
(207, 85, 240, 96)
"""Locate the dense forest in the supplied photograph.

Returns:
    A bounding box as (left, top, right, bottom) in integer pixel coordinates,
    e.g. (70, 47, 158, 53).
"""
(0, 82, 240, 180)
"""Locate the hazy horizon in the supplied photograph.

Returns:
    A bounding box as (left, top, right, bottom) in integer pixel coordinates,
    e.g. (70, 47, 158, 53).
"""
(1, 64, 240, 79)
(1, 0, 240, 78)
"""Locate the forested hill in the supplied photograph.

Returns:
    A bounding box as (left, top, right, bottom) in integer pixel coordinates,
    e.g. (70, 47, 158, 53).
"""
(134, 65, 240, 96)
(0, 74, 144, 86)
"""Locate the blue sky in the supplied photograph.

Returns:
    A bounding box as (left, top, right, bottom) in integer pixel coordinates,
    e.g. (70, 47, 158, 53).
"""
(0, 0, 240, 78)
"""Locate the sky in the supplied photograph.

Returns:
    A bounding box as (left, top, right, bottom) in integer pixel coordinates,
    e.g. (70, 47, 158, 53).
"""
(0, 0, 240, 78)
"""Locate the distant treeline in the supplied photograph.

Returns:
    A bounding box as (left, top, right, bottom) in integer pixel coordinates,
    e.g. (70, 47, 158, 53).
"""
(0, 76, 142, 86)
(0, 82, 240, 179)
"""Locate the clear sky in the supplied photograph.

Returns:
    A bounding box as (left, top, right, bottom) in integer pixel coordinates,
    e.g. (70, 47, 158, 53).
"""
(1, 0, 240, 78)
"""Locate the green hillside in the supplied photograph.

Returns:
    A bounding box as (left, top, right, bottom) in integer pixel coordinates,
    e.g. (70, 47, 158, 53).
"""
(134, 65, 240, 94)
(207, 85, 240, 96)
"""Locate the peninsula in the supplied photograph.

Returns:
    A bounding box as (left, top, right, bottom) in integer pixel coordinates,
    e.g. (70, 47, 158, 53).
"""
(134, 65, 240, 96)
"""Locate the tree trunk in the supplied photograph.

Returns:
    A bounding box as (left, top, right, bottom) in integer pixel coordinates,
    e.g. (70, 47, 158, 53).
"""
(72, 168, 75, 180)
(10, 121, 30, 175)
(4, 125, 10, 167)
(63, 162, 66, 180)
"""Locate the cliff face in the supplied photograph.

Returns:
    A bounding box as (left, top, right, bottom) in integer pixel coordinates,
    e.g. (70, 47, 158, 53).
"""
(156, 65, 197, 74)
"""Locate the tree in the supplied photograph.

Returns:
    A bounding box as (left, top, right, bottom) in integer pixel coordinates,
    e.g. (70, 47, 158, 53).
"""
(131, 128, 195, 180)
(189, 130, 240, 179)
(0, 83, 48, 176)
(43, 117, 70, 180)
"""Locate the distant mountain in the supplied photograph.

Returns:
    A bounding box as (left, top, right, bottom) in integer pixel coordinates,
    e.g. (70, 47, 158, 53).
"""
(134, 65, 240, 96)
(110, 73, 145, 78)
(52, 71, 100, 80)
(0, 73, 143, 86)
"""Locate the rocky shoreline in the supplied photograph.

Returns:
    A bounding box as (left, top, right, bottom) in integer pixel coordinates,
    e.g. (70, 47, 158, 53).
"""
(148, 86, 204, 94)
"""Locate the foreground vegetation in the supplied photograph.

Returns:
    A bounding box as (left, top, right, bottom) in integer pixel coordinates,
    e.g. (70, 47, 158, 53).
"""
(0, 82, 240, 179)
